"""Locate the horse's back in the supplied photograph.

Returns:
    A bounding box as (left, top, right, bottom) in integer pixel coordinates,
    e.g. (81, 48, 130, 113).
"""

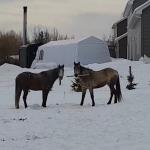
(90, 68, 118, 87)
(16, 72, 35, 82)
(16, 72, 42, 89)
(100, 68, 119, 83)
(103, 68, 118, 76)
(15, 70, 54, 90)
(93, 67, 117, 77)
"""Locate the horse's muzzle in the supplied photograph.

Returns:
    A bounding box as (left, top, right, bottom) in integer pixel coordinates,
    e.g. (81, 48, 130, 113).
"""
(74, 74, 78, 77)
(59, 77, 63, 85)
(59, 80, 61, 85)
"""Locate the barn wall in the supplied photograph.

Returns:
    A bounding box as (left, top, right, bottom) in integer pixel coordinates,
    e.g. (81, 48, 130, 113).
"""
(118, 36, 127, 59)
(128, 20, 141, 60)
(117, 19, 127, 37)
(141, 5, 150, 57)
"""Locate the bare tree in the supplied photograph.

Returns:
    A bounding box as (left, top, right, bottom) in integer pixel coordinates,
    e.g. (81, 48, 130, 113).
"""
(32, 26, 73, 44)
(0, 27, 73, 64)
(0, 30, 22, 58)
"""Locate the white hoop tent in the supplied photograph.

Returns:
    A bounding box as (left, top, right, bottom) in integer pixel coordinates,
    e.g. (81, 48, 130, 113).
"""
(32, 36, 111, 68)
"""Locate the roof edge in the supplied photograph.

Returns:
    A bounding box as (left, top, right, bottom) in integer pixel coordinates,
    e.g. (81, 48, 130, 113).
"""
(128, 0, 150, 29)
(112, 17, 127, 29)
(123, 0, 134, 17)
(39, 36, 104, 48)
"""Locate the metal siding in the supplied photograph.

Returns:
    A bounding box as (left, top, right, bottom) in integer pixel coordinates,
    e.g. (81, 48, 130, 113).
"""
(119, 36, 127, 59)
(117, 19, 127, 37)
(19, 44, 41, 68)
(132, 0, 148, 12)
(19, 47, 27, 68)
(27, 44, 40, 68)
(108, 44, 116, 58)
(142, 6, 150, 57)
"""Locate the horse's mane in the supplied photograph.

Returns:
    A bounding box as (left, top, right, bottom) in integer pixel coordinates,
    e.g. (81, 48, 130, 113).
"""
(80, 65, 93, 73)
(41, 67, 59, 75)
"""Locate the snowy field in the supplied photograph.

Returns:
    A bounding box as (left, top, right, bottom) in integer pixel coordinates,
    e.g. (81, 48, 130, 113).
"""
(0, 59, 149, 150)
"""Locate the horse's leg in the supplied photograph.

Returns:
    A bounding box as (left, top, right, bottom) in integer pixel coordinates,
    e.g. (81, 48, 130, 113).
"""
(114, 88, 118, 104)
(23, 90, 28, 108)
(110, 85, 118, 104)
(107, 91, 113, 105)
(42, 90, 49, 107)
(89, 88, 95, 106)
(107, 85, 114, 105)
(80, 89, 87, 106)
(15, 88, 22, 109)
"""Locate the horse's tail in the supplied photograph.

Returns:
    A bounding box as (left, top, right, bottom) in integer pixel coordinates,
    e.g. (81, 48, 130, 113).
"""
(116, 76, 122, 102)
(15, 77, 21, 109)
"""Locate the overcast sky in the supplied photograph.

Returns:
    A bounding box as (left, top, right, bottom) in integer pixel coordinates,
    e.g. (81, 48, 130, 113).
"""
(0, 0, 128, 39)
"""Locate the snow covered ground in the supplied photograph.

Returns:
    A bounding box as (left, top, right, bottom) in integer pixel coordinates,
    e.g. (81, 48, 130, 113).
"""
(0, 59, 149, 150)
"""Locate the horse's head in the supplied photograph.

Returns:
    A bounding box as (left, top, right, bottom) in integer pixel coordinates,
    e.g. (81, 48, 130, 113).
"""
(74, 62, 81, 77)
(58, 64, 64, 85)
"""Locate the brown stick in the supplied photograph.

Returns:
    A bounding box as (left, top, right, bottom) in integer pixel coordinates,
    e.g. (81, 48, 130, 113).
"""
(78, 74, 89, 77)
(66, 74, 90, 78)
(66, 75, 74, 77)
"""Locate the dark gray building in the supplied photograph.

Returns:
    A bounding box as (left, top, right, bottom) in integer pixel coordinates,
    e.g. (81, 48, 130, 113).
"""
(112, 18, 127, 59)
(113, 0, 150, 60)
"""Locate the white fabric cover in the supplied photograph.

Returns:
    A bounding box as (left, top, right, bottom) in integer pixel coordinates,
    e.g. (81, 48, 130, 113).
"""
(32, 36, 111, 67)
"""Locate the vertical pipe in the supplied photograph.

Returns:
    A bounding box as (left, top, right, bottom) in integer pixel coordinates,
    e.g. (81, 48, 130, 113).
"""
(129, 66, 132, 77)
(23, 6, 27, 45)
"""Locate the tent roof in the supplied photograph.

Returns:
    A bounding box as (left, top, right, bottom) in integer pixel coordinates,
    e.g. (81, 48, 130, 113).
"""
(39, 36, 104, 49)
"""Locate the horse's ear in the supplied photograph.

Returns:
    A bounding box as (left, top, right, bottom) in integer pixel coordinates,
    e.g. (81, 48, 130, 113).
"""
(74, 62, 76, 65)
(58, 64, 60, 68)
(62, 64, 64, 68)
(77, 62, 80, 65)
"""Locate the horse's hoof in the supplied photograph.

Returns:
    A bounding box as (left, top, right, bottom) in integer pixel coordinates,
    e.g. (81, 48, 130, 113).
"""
(15, 106, 19, 109)
(92, 104, 95, 107)
(107, 102, 111, 105)
(42, 105, 46, 107)
(80, 103, 83, 106)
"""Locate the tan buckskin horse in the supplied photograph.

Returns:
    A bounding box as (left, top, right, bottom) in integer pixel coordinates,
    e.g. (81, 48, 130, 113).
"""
(15, 65, 64, 109)
(74, 62, 122, 106)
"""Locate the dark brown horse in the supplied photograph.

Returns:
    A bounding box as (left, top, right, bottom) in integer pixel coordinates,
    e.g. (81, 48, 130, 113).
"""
(74, 62, 122, 106)
(15, 65, 64, 109)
